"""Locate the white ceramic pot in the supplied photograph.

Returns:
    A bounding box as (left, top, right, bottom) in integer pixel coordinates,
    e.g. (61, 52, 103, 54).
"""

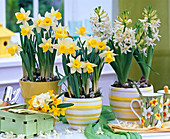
(109, 85, 154, 122)
(63, 97, 102, 129)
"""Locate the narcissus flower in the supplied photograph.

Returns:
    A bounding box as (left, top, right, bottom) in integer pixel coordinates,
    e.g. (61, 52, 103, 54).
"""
(39, 38, 53, 53)
(20, 22, 34, 39)
(39, 12, 54, 31)
(142, 107, 153, 119)
(84, 36, 99, 53)
(149, 98, 158, 107)
(52, 23, 68, 40)
(67, 56, 82, 74)
(7, 41, 22, 56)
(154, 113, 161, 120)
(99, 50, 117, 63)
(141, 117, 145, 126)
(67, 41, 80, 56)
(15, 7, 31, 24)
(32, 14, 44, 33)
(81, 61, 97, 73)
(75, 26, 89, 37)
(53, 39, 71, 55)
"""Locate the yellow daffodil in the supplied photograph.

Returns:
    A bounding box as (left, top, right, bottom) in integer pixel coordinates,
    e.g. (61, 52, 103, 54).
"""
(15, 7, 31, 24)
(81, 61, 97, 73)
(95, 40, 108, 52)
(20, 22, 34, 39)
(67, 55, 82, 74)
(68, 40, 80, 56)
(57, 108, 67, 116)
(42, 103, 50, 112)
(7, 41, 22, 56)
(39, 12, 53, 31)
(75, 26, 89, 37)
(52, 97, 62, 105)
(52, 23, 68, 40)
(155, 113, 161, 120)
(48, 90, 54, 96)
(84, 36, 99, 53)
(28, 105, 35, 110)
(53, 39, 71, 55)
(46, 7, 62, 25)
(39, 38, 53, 53)
(32, 14, 44, 33)
(141, 117, 145, 126)
(150, 98, 158, 107)
(99, 50, 117, 63)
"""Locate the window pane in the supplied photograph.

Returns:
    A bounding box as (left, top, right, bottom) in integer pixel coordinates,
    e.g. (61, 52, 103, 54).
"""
(6, 0, 33, 32)
(39, 0, 64, 25)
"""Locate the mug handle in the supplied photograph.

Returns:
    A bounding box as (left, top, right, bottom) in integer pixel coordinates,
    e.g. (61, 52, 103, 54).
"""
(130, 99, 141, 122)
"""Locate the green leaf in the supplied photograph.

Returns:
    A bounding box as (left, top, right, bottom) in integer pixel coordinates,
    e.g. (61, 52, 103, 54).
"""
(57, 103, 74, 108)
(58, 76, 68, 86)
(57, 92, 65, 99)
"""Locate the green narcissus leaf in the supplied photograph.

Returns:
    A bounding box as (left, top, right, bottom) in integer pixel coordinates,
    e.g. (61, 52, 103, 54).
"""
(57, 103, 74, 108)
(58, 76, 68, 86)
(57, 92, 65, 99)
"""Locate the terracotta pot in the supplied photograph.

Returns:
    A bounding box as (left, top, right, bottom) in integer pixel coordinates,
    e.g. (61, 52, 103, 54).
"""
(109, 85, 154, 122)
(63, 97, 102, 129)
(19, 80, 61, 103)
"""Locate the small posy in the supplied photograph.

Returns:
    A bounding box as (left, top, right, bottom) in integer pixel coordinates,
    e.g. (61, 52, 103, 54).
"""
(96, 127, 104, 135)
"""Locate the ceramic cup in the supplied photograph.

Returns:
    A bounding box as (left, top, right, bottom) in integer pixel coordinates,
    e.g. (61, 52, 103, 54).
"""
(157, 90, 170, 122)
(130, 93, 163, 128)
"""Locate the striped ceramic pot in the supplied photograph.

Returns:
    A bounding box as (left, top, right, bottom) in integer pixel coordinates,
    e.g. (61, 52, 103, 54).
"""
(63, 97, 102, 129)
(109, 85, 154, 122)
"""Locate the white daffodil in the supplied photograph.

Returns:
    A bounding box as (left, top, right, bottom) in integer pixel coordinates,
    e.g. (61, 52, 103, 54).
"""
(46, 7, 62, 25)
(7, 41, 22, 56)
(142, 107, 153, 119)
(39, 38, 53, 53)
(15, 7, 31, 24)
(39, 12, 54, 31)
(67, 55, 82, 74)
(163, 108, 170, 121)
(67, 40, 80, 56)
(84, 36, 99, 53)
(81, 61, 97, 73)
(99, 50, 117, 63)
(32, 96, 45, 108)
(155, 119, 163, 128)
(96, 127, 104, 135)
(52, 23, 68, 40)
(32, 14, 44, 33)
(53, 39, 71, 56)
(65, 128, 73, 134)
(75, 26, 89, 37)
(164, 98, 170, 107)
(20, 22, 34, 39)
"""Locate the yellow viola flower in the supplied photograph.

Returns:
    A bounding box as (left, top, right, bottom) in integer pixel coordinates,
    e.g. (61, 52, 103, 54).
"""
(39, 12, 54, 31)
(99, 50, 117, 63)
(32, 14, 44, 33)
(84, 36, 99, 53)
(53, 39, 71, 55)
(15, 7, 31, 24)
(7, 41, 22, 56)
(67, 55, 82, 74)
(81, 61, 97, 73)
(20, 22, 34, 39)
(150, 98, 158, 107)
(68, 40, 80, 56)
(75, 26, 89, 37)
(39, 38, 53, 53)
(155, 113, 161, 120)
(141, 117, 145, 126)
(52, 23, 68, 40)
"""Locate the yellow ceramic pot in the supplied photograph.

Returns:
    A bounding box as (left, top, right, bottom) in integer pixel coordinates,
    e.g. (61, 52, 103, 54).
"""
(109, 85, 154, 123)
(63, 97, 102, 129)
(19, 80, 61, 103)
